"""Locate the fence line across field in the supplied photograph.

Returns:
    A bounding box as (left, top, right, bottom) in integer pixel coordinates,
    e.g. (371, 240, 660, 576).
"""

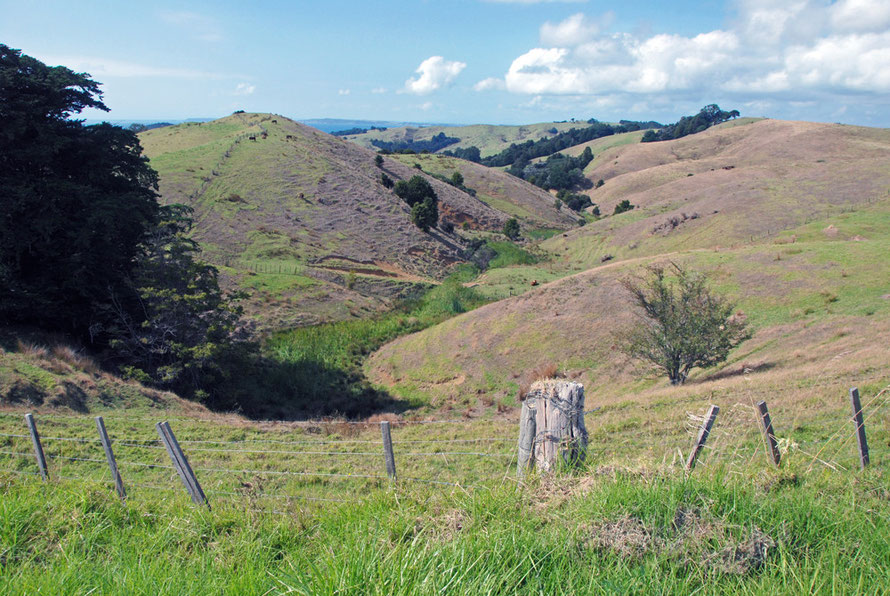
(1, 381, 886, 510)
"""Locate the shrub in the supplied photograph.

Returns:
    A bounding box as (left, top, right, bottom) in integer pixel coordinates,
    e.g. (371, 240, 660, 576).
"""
(380, 173, 394, 189)
(374, 155, 383, 168)
(618, 263, 749, 385)
(614, 199, 635, 215)
(503, 218, 521, 240)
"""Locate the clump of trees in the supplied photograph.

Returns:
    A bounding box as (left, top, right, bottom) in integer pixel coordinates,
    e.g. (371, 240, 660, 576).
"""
(613, 199, 635, 215)
(442, 146, 481, 163)
(394, 175, 439, 232)
(371, 132, 459, 153)
(0, 45, 249, 404)
(641, 104, 740, 143)
(508, 147, 594, 192)
(618, 263, 749, 385)
(556, 190, 593, 212)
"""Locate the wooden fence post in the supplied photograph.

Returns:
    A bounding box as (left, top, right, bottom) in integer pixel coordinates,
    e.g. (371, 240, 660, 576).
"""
(95, 416, 126, 501)
(156, 421, 209, 507)
(24, 413, 48, 481)
(849, 388, 870, 469)
(380, 421, 397, 481)
(686, 405, 719, 471)
(755, 401, 781, 467)
(517, 396, 537, 477)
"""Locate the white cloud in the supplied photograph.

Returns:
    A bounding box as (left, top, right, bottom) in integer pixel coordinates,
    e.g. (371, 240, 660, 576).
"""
(338, 88, 351, 96)
(493, 3, 890, 102)
(371, 87, 387, 94)
(420, 101, 434, 111)
(403, 56, 467, 95)
(540, 12, 612, 46)
(234, 82, 256, 95)
(474, 77, 506, 91)
(160, 10, 223, 42)
(830, 0, 890, 33)
(38, 55, 226, 79)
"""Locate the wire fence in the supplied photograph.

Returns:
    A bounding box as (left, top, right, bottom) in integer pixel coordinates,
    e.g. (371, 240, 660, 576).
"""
(1, 377, 887, 514)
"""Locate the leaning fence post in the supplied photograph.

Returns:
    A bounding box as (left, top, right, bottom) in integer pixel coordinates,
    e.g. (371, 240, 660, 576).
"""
(849, 388, 870, 469)
(156, 421, 209, 507)
(24, 413, 48, 481)
(756, 401, 781, 467)
(380, 421, 397, 481)
(95, 416, 126, 501)
(686, 405, 719, 471)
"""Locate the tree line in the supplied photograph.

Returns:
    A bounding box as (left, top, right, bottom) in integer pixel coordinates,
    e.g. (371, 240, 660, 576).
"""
(641, 105, 740, 143)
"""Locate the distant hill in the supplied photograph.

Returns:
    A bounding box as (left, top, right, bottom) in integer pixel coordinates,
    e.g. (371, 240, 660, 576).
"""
(366, 118, 890, 409)
(346, 122, 587, 158)
(139, 113, 571, 329)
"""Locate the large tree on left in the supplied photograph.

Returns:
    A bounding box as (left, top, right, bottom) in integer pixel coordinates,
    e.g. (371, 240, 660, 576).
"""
(0, 44, 160, 334)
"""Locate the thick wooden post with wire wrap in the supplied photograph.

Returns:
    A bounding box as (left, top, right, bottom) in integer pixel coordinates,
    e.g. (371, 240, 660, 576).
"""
(380, 421, 397, 481)
(756, 401, 781, 467)
(156, 421, 209, 507)
(518, 379, 588, 474)
(686, 405, 719, 471)
(24, 413, 48, 481)
(95, 416, 126, 501)
(849, 387, 870, 469)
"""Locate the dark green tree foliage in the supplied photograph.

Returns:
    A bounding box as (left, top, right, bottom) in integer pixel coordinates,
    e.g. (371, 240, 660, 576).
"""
(556, 190, 593, 212)
(508, 147, 593, 192)
(619, 264, 749, 385)
(0, 45, 159, 333)
(614, 199, 635, 215)
(503, 218, 520, 240)
(411, 198, 438, 232)
(394, 175, 436, 207)
(482, 122, 658, 168)
(380, 173, 394, 188)
(374, 154, 384, 167)
(105, 205, 248, 400)
(370, 132, 459, 153)
(442, 146, 481, 163)
(641, 104, 740, 143)
(450, 171, 464, 187)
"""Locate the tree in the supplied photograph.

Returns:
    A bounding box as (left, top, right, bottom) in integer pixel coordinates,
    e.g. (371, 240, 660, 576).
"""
(380, 173, 394, 188)
(104, 205, 249, 401)
(394, 175, 436, 206)
(410, 197, 438, 232)
(451, 171, 464, 187)
(613, 199, 634, 215)
(619, 263, 749, 385)
(503, 218, 520, 240)
(374, 154, 384, 168)
(0, 45, 160, 334)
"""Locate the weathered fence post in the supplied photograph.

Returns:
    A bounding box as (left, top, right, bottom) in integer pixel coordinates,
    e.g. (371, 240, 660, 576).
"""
(95, 416, 126, 501)
(380, 421, 397, 481)
(24, 413, 48, 481)
(686, 405, 719, 471)
(517, 379, 588, 474)
(156, 421, 209, 507)
(849, 387, 870, 469)
(756, 401, 781, 467)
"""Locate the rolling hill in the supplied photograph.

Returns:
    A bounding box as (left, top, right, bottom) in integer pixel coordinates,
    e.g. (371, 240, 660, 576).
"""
(366, 119, 890, 413)
(139, 113, 571, 328)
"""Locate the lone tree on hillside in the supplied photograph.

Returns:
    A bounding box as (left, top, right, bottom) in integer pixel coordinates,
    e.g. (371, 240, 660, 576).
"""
(503, 218, 520, 240)
(619, 263, 749, 385)
(394, 175, 439, 232)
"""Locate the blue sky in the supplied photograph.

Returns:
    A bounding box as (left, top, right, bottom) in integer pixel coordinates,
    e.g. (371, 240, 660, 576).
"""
(3, 0, 889, 126)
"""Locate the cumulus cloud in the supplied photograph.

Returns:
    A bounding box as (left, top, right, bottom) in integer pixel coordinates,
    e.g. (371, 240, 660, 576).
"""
(234, 82, 256, 95)
(338, 88, 351, 96)
(403, 56, 466, 95)
(474, 77, 506, 91)
(493, 4, 890, 103)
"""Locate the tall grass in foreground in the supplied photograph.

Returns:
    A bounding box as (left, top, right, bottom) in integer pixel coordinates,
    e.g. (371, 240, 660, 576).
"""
(1, 464, 887, 594)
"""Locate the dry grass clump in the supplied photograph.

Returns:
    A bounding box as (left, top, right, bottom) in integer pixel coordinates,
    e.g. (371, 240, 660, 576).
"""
(518, 362, 563, 400)
(51, 345, 101, 375)
(16, 340, 49, 360)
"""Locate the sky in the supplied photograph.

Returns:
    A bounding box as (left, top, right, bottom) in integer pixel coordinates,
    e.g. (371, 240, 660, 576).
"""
(2, 0, 890, 127)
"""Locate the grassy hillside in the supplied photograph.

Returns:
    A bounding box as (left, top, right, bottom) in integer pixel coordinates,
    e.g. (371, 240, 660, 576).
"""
(387, 153, 581, 228)
(366, 119, 890, 425)
(346, 121, 585, 157)
(139, 113, 526, 328)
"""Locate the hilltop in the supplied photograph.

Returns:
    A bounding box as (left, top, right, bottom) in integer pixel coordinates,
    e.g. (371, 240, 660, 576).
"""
(139, 113, 570, 328)
(367, 119, 890, 412)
